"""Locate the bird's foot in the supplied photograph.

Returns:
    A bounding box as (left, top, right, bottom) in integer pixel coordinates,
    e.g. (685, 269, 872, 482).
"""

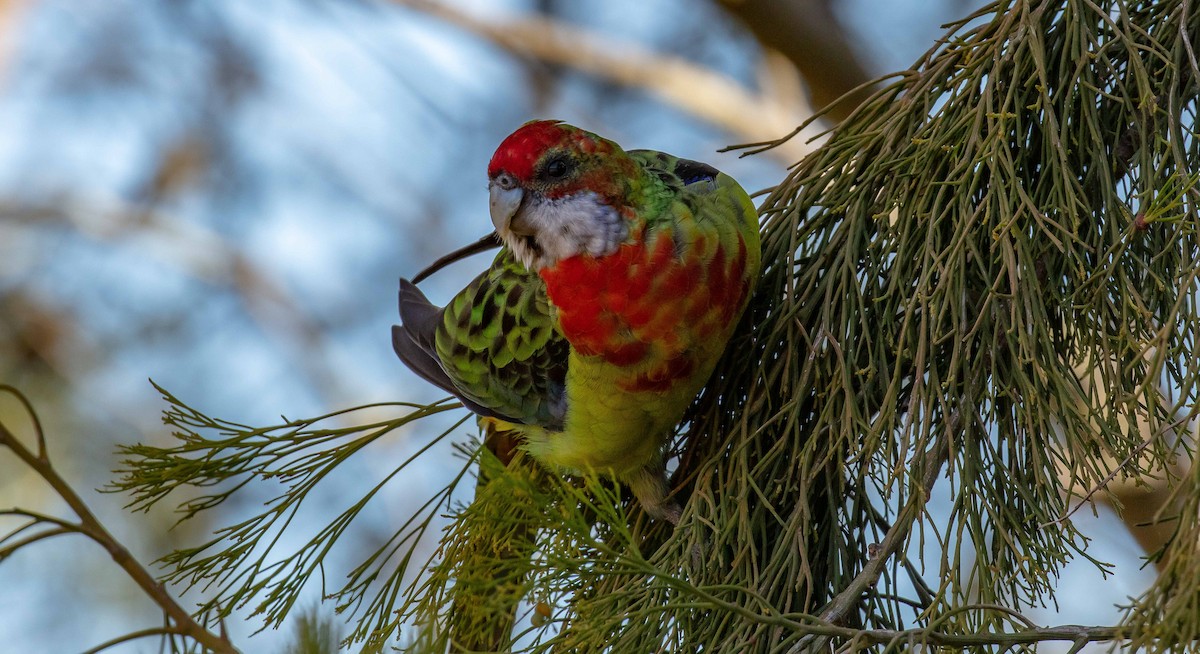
(624, 464, 681, 526)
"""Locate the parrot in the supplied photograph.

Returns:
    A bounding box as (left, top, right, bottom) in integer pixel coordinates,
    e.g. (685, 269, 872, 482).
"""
(392, 120, 761, 524)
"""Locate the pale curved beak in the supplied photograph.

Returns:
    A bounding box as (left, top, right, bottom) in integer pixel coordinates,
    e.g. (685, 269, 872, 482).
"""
(489, 183, 525, 234)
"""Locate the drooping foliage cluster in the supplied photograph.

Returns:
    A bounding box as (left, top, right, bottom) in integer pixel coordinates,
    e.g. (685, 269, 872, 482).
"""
(691, 0, 1200, 647)
(677, 0, 1200, 648)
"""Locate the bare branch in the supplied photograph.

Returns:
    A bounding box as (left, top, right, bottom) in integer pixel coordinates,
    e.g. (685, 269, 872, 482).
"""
(799, 621, 1120, 649)
(0, 389, 238, 653)
(395, 0, 823, 163)
(79, 627, 187, 654)
(717, 0, 876, 121)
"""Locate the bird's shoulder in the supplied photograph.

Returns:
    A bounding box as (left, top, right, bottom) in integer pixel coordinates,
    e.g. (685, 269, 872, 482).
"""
(628, 149, 758, 245)
(630, 149, 722, 195)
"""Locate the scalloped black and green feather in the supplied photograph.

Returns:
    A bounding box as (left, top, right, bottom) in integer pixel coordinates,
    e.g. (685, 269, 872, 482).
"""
(393, 248, 567, 429)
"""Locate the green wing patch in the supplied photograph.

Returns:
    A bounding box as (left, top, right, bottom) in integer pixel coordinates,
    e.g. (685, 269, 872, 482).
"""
(435, 249, 568, 428)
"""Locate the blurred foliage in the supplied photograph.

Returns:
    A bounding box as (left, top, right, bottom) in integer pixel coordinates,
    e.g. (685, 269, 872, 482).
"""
(284, 606, 342, 654)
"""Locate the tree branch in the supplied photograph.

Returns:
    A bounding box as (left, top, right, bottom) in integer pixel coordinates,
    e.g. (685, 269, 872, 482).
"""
(395, 0, 822, 163)
(801, 621, 1120, 649)
(79, 627, 188, 654)
(819, 427, 951, 626)
(0, 386, 238, 653)
(716, 0, 876, 121)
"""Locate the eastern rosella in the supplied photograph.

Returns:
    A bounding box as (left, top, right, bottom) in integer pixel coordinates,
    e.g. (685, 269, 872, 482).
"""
(392, 120, 760, 523)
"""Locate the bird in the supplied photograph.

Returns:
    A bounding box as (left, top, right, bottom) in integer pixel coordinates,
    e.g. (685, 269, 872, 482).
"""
(392, 120, 760, 524)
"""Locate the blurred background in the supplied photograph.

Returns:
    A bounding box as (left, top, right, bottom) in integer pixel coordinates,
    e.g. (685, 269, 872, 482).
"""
(0, 0, 1158, 651)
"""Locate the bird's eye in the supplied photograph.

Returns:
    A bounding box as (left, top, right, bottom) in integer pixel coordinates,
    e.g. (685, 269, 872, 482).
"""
(543, 157, 572, 180)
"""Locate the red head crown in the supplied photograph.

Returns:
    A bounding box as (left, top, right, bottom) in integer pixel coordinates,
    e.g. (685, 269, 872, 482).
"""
(488, 120, 616, 184)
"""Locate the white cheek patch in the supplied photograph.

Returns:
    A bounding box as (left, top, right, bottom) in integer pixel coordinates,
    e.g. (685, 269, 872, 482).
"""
(503, 191, 628, 270)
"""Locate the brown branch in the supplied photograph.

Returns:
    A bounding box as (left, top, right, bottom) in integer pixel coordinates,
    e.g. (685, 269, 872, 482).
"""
(806, 622, 1120, 649)
(395, 0, 822, 163)
(0, 524, 75, 557)
(717, 0, 876, 121)
(818, 427, 951, 626)
(80, 627, 188, 654)
(1181, 0, 1200, 84)
(664, 567, 1124, 650)
(0, 386, 238, 653)
(781, 408, 955, 654)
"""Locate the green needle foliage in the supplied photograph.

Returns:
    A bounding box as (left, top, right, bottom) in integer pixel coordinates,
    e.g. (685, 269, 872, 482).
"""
(113, 0, 1200, 651)
(113, 384, 474, 640)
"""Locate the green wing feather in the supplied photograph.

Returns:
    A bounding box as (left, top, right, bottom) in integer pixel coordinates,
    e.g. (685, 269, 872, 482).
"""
(434, 248, 568, 428)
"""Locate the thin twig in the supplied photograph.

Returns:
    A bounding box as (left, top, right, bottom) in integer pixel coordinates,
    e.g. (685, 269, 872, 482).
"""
(79, 627, 183, 654)
(806, 622, 1120, 649)
(0, 384, 47, 459)
(862, 487, 936, 609)
(0, 391, 238, 653)
(1041, 414, 1190, 528)
(0, 526, 75, 558)
(642, 562, 1124, 650)
(784, 411, 954, 654)
(818, 428, 952, 626)
(1180, 0, 1200, 85)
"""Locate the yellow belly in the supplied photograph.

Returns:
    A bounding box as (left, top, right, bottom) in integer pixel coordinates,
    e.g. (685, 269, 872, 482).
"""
(518, 349, 720, 477)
